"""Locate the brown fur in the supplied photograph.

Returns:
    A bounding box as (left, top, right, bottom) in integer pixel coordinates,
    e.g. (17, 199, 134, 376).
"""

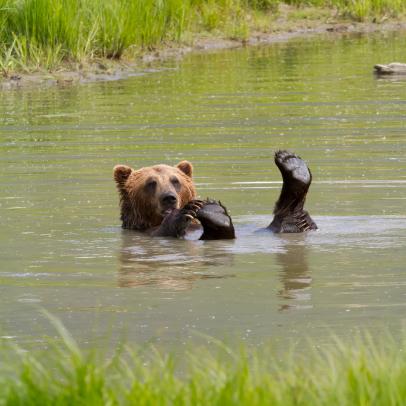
(113, 161, 196, 231)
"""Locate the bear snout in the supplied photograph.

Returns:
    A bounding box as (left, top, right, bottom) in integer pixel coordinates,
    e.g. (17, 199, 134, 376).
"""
(160, 192, 178, 209)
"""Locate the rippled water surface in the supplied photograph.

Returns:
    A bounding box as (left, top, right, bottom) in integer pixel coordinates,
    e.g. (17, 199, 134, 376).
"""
(1, 32, 406, 350)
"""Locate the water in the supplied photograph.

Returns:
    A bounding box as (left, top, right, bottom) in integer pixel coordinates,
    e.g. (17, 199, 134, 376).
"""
(1, 31, 406, 351)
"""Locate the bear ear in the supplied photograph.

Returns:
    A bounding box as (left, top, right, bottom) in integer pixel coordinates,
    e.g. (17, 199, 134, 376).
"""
(114, 165, 133, 187)
(176, 160, 193, 178)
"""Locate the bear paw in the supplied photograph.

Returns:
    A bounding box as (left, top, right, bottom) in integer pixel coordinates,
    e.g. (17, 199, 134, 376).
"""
(275, 150, 311, 187)
(196, 199, 235, 240)
(156, 200, 204, 238)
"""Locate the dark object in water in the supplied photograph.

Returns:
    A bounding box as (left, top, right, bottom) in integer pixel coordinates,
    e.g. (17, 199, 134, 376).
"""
(374, 63, 406, 75)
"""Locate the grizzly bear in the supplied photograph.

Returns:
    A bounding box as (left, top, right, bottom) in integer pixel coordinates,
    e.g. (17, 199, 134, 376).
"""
(113, 150, 317, 240)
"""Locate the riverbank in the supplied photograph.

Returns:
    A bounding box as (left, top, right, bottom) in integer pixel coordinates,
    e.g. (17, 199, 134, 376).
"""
(1, 1, 406, 89)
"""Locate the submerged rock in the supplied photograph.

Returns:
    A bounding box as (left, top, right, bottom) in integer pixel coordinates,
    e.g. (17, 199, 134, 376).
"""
(374, 62, 406, 75)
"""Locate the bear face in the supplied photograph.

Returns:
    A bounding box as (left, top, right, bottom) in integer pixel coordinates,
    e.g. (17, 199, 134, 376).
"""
(113, 161, 196, 231)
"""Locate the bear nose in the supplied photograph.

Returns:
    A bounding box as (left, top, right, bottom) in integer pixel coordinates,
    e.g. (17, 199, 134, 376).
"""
(161, 192, 177, 206)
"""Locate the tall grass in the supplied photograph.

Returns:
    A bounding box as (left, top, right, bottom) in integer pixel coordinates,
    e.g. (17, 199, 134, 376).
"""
(1, 0, 405, 74)
(0, 0, 194, 72)
(1, 315, 406, 405)
(0, 0, 277, 74)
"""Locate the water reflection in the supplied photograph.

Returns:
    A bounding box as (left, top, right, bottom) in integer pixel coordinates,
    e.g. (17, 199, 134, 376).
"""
(276, 239, 312, 311)
(374, 74, 406, 82)
(118, 230, 235, 289)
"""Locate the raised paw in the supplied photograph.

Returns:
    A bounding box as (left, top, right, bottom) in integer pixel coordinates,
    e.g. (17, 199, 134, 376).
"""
(274, 150, 311, 187)
(196, 199, 235, 240)
(271, 150, 317, 232)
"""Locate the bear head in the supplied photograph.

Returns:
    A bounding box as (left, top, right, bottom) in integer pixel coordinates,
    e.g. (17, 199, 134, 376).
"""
(113, 161, 196, 230)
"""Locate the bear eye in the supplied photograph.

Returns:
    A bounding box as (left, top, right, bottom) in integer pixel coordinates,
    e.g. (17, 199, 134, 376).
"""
(171, 177, 180, 187)
(145, 179, 157, 191)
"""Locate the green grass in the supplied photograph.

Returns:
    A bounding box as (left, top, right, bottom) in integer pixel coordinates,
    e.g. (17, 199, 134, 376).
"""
(287, 0, 406, 21)
(1, 0, 405, 75)
(1, 314, 406, 405)
(0, 0, 278, 74)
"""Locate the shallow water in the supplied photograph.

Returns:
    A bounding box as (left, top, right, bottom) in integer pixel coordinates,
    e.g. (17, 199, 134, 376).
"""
(1, 31, 406, 351)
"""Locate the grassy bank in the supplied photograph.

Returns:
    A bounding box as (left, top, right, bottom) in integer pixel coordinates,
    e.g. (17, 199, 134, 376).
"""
(1, 0, 406, 76)
(1, 317, 406, 405)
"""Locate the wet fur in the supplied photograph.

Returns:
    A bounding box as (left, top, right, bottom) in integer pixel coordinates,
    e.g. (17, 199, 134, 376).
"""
(114, 162, 196, 231)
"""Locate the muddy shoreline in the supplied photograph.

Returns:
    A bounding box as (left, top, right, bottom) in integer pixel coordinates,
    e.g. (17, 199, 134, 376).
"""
(2, 17, 406, 90)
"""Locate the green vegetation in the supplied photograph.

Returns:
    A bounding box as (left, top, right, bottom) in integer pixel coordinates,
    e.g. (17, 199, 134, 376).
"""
(289, 0, 406, 21)
(0, 0, 271, 74)
(0, 0, 405, 75)
(1, 315, 405, 405)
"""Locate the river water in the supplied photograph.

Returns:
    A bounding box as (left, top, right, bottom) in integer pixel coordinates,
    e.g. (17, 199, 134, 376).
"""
(1, 31, 405, 351)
